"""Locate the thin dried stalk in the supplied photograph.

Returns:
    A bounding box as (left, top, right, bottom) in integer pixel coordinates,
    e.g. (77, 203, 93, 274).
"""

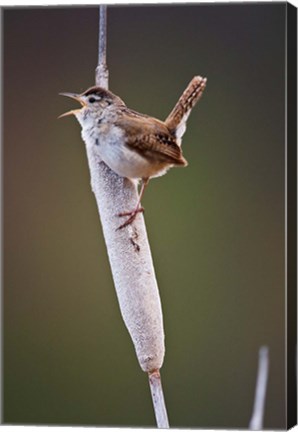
(249, 346, 270, 430)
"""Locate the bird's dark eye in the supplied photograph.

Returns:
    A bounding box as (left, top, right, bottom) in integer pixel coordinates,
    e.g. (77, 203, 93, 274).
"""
(89, 97, 96, 103)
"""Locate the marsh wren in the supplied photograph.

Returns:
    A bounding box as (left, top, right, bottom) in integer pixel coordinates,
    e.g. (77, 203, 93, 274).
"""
(60, 76, 207, 229)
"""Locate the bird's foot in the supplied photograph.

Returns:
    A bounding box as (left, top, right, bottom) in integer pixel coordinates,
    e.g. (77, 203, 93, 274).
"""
(117, 207, 145, 230)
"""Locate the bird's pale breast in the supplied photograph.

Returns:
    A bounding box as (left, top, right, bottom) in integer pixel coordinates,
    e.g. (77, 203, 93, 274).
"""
(82, 123, 169, 179)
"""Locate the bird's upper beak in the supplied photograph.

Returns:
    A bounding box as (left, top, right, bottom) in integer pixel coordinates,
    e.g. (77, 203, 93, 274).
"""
(58, 92, 86, 118)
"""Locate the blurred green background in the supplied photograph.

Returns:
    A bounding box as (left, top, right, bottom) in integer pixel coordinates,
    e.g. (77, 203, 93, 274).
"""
(3, 3, 286, 429)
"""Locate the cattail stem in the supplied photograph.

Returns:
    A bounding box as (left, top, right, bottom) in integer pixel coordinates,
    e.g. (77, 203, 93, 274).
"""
(96, 5, 109, 88)
(85, 4, 169, 427)
(148, 369, 169, 428)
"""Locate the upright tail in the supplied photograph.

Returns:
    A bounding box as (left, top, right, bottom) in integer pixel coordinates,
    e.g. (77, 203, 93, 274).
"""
(165, 76, 207, 145)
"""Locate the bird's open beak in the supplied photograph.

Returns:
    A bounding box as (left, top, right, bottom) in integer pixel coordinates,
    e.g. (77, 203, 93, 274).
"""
(58, 92, 86, 118)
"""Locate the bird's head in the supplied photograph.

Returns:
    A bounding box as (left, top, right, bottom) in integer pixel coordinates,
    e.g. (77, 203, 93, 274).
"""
(59, 86, 124, 124)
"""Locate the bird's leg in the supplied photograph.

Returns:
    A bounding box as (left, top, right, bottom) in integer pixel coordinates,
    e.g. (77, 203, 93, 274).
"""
(117, 178, 149, 229)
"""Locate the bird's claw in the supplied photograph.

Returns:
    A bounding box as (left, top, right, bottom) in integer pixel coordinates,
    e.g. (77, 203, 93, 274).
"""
(116, 207, 144, 230)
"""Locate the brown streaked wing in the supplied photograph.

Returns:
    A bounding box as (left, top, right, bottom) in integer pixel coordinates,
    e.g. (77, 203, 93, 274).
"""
(115, 111, 187, 165)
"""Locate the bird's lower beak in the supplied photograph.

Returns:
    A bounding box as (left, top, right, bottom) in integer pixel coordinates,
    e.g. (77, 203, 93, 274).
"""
(58, 92, 86, 118)
(58, 108, 82, 119)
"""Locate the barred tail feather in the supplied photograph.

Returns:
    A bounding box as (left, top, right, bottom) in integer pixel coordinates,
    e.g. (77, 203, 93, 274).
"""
(165, 76, 207, 145)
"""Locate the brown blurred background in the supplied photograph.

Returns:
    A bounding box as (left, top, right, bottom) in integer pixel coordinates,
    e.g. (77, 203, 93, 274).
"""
(3, 3, 286, 428)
